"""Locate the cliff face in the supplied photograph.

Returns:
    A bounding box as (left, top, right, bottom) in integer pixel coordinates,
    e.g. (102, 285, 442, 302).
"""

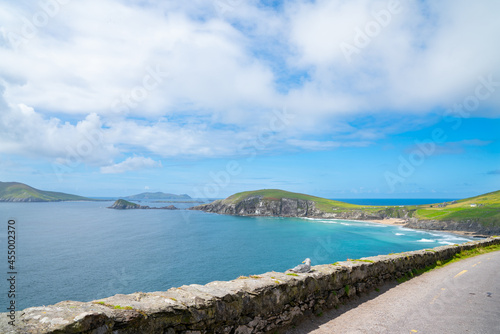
(191, 196, 386, 220)
(192, 196, 312, 216)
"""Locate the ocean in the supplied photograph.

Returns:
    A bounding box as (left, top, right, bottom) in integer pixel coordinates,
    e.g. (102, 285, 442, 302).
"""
(1, 200, 473, 310)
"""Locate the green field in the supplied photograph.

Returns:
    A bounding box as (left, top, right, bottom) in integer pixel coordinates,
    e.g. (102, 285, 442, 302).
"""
(0, 181, 94, 202)
(414, 190, 500, 227)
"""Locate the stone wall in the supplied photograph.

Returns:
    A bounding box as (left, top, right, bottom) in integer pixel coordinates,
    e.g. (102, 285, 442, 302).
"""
(2, 237, 499, 334)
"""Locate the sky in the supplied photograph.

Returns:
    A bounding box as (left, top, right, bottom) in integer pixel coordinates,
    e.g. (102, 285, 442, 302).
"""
(0, 0, 499, 199)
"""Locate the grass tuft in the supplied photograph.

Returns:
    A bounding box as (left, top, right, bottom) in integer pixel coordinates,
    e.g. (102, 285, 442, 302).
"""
(352, 259, 374, 263)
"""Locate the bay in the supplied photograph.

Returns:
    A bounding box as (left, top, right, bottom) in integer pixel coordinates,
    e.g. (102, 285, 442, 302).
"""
(0, 201, 474, 310)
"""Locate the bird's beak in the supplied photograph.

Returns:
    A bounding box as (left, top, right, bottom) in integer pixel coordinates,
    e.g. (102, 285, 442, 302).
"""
(302, 260, 305, 263)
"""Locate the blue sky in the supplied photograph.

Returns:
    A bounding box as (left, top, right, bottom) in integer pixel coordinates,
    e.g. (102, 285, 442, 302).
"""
(0, 0, 499, 199)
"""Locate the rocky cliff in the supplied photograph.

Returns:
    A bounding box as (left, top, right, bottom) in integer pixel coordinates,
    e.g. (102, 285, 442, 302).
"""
(191, 195, 386, 220)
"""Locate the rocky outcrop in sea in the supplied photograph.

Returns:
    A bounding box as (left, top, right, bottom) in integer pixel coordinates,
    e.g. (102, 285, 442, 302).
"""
(108, 199, 178, 210)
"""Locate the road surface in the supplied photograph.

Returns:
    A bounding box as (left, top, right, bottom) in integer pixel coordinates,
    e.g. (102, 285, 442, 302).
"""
(287, 251, 500, 334)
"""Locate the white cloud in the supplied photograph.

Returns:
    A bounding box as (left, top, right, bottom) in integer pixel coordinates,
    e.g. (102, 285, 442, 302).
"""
(0, 0, 499, 168)
(0, 0, 279, 124)
(100, 156, 162, 174)
(0, 97, 118, 166)
(104, 118, 250, 157)
(288, 0, 374, 67)
(286, 0, 500, 114)
(0, 97, 261, 164)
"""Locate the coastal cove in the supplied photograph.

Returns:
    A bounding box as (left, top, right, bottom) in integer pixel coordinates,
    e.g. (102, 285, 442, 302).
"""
(0, 201, 475, 311)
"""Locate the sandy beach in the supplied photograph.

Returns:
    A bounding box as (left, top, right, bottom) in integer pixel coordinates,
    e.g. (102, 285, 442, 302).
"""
(366, 218, 407, 226)
(366, 218, 487, 237)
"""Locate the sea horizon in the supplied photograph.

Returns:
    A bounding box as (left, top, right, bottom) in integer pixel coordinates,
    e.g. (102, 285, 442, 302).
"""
(90, 197, 457, 206)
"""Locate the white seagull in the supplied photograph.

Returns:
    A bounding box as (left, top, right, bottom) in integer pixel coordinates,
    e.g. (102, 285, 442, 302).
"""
(287, 258, 311, 273)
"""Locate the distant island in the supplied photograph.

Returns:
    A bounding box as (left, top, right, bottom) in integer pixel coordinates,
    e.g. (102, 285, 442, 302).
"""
(109, 199, 178, 210)
(0, 181, 95, 202)
(190, 189, 500, 235)
(125, 192, 191, 200)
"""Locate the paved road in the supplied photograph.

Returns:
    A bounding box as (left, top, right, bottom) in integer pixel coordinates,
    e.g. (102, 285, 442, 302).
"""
(287, 251, 500, 334)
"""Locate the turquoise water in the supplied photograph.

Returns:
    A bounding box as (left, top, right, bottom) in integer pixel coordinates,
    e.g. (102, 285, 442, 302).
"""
(1, 201, 474, 310)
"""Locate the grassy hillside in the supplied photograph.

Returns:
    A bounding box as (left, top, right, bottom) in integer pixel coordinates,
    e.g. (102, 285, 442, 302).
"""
(0, 181, 94, 202)
(414, 190, 500, 226)
(224, 189, 385, 213)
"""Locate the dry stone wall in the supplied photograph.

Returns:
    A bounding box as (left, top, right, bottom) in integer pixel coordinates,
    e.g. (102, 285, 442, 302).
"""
(2, 237, 499, 334)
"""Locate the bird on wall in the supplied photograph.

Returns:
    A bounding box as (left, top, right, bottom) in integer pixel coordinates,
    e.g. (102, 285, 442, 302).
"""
(286, 258, 311, 273)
